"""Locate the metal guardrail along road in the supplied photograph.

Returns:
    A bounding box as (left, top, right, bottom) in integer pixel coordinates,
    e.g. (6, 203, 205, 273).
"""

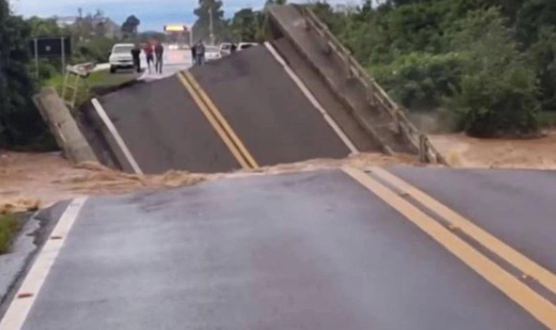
(299, 6, 447, 165)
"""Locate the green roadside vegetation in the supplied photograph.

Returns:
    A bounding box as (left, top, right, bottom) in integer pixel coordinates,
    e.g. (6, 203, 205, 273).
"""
(0, 213, 20, 254)
(313, 0, 556, 137)
(537, 111, 556, 127)
(46, 69, 140, 108)
(0, 0, 279, 150)
(0, 0, 162, 150)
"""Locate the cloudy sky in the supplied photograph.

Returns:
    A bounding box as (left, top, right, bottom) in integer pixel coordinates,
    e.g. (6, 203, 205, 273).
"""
(10, 0, 357, 31)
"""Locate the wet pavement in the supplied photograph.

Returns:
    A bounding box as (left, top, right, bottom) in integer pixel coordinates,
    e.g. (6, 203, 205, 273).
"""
(391, 166, 556, 275)
(98, 76, 240, 173)
(138, 49, 193, 82)
(189, 45, 352, 166)
(94, 44, 369, 174)
(6, 169, 555, 330)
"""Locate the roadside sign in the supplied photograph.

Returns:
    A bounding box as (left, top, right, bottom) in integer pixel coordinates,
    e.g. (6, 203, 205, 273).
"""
(29, 37, 72, 77)
(29, 37, 71, 57)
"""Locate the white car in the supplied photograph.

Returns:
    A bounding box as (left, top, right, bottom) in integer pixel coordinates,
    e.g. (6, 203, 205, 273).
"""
(237, 42, 258, 51)
(205, 46, 221, 61)
(219, 42, 233, 56)
(109, 43, 135, 73)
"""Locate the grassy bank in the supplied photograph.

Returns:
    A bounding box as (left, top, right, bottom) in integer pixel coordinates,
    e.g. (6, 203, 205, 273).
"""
(0, 213, 20, 254)
(47, 69, 140, 107)
(538, 111, 556, 128)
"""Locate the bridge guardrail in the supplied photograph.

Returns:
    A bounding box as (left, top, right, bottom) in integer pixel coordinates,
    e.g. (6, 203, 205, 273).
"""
(299, 5, 447, 165)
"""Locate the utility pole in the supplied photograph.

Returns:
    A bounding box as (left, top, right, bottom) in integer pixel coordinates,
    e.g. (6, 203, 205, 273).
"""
(209, 7, 215, 45)
(34, 39, 39, 79)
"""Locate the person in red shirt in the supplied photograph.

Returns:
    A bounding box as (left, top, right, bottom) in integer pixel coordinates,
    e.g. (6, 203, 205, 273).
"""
(143, 42, 154, 73)
(155, 42, 164, 74)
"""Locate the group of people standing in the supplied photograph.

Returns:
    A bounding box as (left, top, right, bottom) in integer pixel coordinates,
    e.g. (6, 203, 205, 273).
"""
(191, 41, 205, 66)
(131, 41, 164, 74)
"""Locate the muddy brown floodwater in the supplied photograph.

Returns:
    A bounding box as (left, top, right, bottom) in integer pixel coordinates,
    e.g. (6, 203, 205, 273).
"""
(430, 129, 556, 169)
(3, 129, 552, 213)
(0, 151, 418, 212)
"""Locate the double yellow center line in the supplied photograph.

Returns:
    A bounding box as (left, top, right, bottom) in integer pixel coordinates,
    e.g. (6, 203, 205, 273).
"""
(177, 70, 259, 170)
(344, 167, 556, 329)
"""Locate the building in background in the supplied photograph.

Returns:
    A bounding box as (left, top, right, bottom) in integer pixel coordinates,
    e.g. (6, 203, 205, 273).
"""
(55, 16, 78, 28)
(53, 15, 121, 39)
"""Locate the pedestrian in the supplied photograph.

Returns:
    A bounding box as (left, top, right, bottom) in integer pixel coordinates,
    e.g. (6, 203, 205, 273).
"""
(196, 40, 205, 66)
(131, 44, 142, 73)
(144, 42, 154, 73)
(191, 42, 197, 66)
(155, 42, 164, 74)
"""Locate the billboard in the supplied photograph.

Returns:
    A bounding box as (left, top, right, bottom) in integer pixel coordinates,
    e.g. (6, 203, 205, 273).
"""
(164, 25, 188, 33)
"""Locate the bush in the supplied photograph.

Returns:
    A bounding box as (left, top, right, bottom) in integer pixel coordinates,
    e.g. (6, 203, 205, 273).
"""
(313, 1, 548, 137)
(448, 9, 539, 136)
(371, 52, 467, 111)
(0, 213, 19, 254)
(0, 11, 49, 148)
(537, 111, 556, 127)
(527, 28, 556, 110)
(451, 67, 539, 136)
(73, 37, 115, 64)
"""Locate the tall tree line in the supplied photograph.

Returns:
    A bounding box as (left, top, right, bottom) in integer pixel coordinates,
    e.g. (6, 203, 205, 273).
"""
(0, 0, 47, 148)
(314, 0, 556, 136)
(192, 0, 287, 43)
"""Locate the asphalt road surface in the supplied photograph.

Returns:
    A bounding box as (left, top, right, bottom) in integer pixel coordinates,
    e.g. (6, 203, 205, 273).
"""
(2, 168, 556, 330)
(109, 48, 193, 82)
(95, 45, 366, 174)
(97, 74, 240, 173)
(189, 45, 352, 166)
(139, 48, 193, 82)
(390, 167, 556, 276)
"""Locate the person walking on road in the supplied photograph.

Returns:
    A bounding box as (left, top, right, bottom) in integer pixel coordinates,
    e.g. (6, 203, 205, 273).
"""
(195, 40, 205, 66)
(131, 44, 142, 73)
(191, 43, 197, 66)
(144, 42, 154, 73)
(155, 42, 164, 74)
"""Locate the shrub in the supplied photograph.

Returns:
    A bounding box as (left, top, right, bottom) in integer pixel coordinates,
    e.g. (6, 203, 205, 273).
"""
(371, 52, 467, 111)
(527, 28, 556, 110)
(0, 213, 19, 254)
(448, 9, 539, 136)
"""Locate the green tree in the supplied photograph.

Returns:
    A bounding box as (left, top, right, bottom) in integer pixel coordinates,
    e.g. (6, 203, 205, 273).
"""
(527, 27, 556, 110)
(0, 0, 49, 147)
(265, 0, 287, 5)
(121, 15, 140, 38)
(192, 0, 227, 43)
(515, 0, 556, 47)
(231, 8, 257, 42)
(26, 17, 65, 80)
(27, 17, 62, 37)
(449, 9, 538, 136)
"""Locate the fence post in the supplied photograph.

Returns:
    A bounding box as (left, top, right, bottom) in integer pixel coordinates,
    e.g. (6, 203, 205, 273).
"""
(419, 134, 429, 163)
(368, 81, 375, 107)
(393, 109, 401, 134)
(345, 50, 352, 79)
(302, 8, 311, 31)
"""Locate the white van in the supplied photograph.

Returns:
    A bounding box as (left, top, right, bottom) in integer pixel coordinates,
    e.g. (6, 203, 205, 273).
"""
(109, 43, 135, 73)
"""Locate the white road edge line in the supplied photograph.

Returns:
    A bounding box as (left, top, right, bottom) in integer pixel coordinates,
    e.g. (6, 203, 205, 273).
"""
(264, 42, 359, 155)
(91, 98, 143, 174)
(0, 197, 88, 330)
